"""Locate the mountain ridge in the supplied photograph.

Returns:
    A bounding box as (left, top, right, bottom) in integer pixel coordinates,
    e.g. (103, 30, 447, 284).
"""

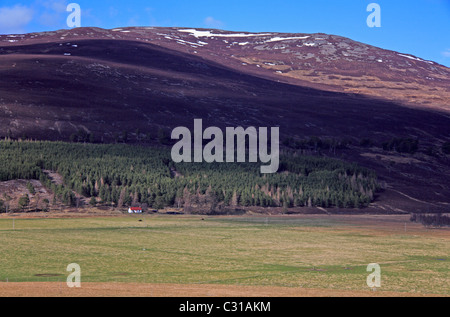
(2, 26, 448, 113)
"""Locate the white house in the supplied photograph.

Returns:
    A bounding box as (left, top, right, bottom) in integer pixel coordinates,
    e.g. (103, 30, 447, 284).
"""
(128, 207, 143, 214)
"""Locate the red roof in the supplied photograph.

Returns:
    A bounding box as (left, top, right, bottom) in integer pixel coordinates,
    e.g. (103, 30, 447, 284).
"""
(130, 207, 142, 210)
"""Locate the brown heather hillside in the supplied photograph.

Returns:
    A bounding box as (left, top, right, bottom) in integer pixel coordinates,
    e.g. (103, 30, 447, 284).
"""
(0, 27, 449, 213)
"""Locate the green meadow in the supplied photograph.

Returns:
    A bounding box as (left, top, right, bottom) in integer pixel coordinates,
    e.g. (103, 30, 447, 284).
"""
(0, 215, 448, 295)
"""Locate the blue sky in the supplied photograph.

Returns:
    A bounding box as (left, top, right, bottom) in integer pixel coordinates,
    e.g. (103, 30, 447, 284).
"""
(0, 0, 449, 66)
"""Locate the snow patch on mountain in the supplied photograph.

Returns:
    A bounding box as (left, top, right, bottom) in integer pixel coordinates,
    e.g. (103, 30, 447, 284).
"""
(178, 29, 271, 38)
(398, 54, 433, 64)
(265, 36, 310, 43)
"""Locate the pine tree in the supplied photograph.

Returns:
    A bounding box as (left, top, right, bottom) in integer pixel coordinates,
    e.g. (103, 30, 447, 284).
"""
(18, 194, 30, 212)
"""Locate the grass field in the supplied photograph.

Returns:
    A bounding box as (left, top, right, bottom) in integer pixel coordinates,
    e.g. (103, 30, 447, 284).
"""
(0, 214, 448, 296)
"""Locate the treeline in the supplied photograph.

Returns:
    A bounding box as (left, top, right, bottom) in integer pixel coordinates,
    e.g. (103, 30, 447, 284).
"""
(410, 213, 450, 228)
(283, 135, 450, 157)
(0, 140, 380, 212)
(381, 138, 418, 154)
(282, 136, 350, 154)
(68, 127, 172, 145)
(282, 136, 420, 154)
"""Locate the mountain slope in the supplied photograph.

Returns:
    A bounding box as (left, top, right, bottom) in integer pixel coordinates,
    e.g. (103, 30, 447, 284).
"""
(0, 26, 450, 212)
(1, 27, 449, 140)
(2, 26, 449, 112)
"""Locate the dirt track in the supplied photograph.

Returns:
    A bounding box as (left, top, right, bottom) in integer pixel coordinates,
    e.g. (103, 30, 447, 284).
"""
(0, 282, 443, 297)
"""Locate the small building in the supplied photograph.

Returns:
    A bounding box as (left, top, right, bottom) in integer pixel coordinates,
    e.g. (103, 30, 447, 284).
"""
(128, 207, 143, 214)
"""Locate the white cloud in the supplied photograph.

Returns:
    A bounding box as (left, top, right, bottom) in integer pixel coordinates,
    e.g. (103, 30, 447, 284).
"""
(38, 0, 69, 28)
(0, 5, 34, 34)
(442, 49, 450, 58)
(40, 0, 68, 13)
(204, 16, 224, 28)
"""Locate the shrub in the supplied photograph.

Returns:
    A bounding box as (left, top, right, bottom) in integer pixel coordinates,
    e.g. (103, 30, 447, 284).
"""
(382, 138, 418, 154)
(442, 142, 450, 155)
(410, 213, 450, 227)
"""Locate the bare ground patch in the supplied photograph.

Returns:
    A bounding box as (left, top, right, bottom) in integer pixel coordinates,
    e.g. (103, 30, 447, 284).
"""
(42, 170, 64, 186)
(0, 282, 443, 297)
(0, 179, 53, 212)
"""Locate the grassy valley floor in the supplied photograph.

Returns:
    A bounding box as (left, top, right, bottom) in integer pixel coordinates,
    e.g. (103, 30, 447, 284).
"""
(0, 214, 448, 296)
